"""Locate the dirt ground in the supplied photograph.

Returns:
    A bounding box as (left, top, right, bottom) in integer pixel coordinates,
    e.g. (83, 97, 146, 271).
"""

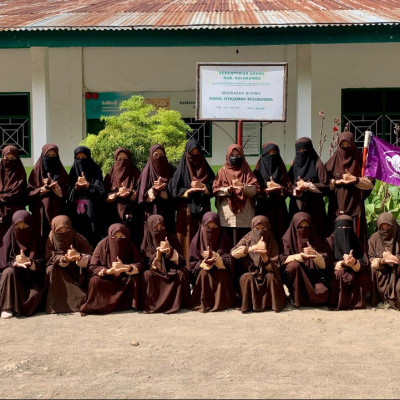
(0, 302, 399, 399)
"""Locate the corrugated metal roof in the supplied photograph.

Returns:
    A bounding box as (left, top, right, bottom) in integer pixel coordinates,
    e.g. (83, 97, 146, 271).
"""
(0, 0, 400, 31)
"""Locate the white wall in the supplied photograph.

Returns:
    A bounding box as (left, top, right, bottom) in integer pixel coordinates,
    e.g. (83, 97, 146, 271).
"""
(311, 42, 400, 164)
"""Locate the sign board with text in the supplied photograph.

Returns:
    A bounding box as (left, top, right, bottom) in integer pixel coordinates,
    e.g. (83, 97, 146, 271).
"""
(196, 62, 287, 121)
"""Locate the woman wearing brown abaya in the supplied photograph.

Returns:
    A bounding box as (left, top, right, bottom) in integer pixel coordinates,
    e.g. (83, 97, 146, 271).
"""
(213, 144, 259, 246)
(168, 139, 215, 266)
(325, 131, 373, 250)
(28, 144, 69, 241)
(288, 137, 329, 237)
(189, 212, 238, 312)
(280, 212, 330, 308)
(253, 143, 292, 252)
(0, 210, 45, 318)
(104, 147, 141, 247)
(141, 214, 190, 314)
(137, 144, 176, 234)
(0, 145, 27, 243)
(45, 215, 92, 314)
(325, 215, 371, 310)
(368, 212, 400, 310)
(231, 216, 287, 313)
(80, 223, 143, 315)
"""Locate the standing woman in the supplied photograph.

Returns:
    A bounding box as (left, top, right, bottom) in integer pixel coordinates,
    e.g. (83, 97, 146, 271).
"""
(288, 137, 329, 238)
(0, 210, 45, 318)
(45, 215, 92, 314)
(326, 215, 371, 310)
(0, 145, 27, 243)
(213, 144, 259, 246)
(253, 143, 292, 252)
(231, 216, 287, 313)
(80, 223, 143, 315)
(104, 147, 141, 246)
(141, 214, 190, 314)
(325, 131, 373, 251)
(28, 144, 69, 241)
(280, 212, 330, 308)
(368, 212, 400, 310)
(67, 146, 105, 247)
(189, 212, 238, 313)
(168, 139, 215, 266)
(137, 144, 176, 234)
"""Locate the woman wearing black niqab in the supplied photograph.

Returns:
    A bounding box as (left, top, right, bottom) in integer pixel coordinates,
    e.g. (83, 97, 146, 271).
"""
(67, 146, 105, 247)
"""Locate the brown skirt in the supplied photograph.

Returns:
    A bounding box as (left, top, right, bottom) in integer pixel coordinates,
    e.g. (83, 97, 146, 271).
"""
(190, 268, 238, 313)
(141, 268, 190, 314)
(370, 266, 400, 310)
(328, 268, 371, 310)
(0, 267, 44, 316)
(45, 264, 87, 314)
(80, 273, 140, 315)
(239, 272, 287, 312)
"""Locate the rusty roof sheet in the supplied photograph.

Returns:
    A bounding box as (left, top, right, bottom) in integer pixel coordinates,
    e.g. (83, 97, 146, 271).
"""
(0, 0, 400, 31)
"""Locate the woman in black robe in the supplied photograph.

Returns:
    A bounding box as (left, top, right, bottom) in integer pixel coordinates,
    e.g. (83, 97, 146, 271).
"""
(67, 146, 105, 247)
(0, 145, 27, 244)
(168, 139, 215, 266)
(0, 210, 45, 318)
(280, 212, 330, 308)
(189, 211, 238, 312)
(325, 215, 371, 310)
(253, 142, 291, 252)
(288, 137, 329, 238)
(28, 143, 69, 242)
(141, 214, 190, 314)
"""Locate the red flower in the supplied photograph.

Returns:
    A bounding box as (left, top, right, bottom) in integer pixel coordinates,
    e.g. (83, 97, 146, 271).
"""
(333, 126, 339, 132)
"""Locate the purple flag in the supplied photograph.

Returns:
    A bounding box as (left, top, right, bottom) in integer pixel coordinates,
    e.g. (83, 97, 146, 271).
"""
(365, 135, 400, 186)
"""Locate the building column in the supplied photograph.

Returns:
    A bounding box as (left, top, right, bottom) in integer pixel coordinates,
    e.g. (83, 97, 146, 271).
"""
(31, 47, 50, 162)
(296, 44, 312, 139)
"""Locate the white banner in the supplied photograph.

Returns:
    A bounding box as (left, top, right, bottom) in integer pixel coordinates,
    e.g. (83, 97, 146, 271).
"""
(196, 63, 287, 121)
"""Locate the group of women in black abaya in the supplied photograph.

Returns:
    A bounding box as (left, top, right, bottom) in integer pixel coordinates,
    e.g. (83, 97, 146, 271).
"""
(0, 131, 399, 319)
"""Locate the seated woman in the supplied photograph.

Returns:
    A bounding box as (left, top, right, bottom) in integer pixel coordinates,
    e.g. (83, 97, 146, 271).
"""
(369, 212, 400, 310)
(67, 146, 105, 247)
(104, 147, 141, 246)
(138, 144, 176, 234)
(231, 216, 287, 313)
(80, 223, 143, 315)
(253, 143, 292, 252)
(0, 210, 45, 319)
(326, 215, 371, 310)
(280, 212, 330, 308)
(45, 215, 92, 314)
(141, 214, 190, 314)
(189, 212, 238, 313)
(213, 144, 259, 246)
(0, 145, 27, 244)
(28, 144, 69, 241)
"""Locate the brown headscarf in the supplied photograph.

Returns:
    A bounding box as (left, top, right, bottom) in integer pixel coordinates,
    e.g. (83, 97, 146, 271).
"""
(141, 214, 168, 259)
(104, 147, 141, 193)
(213, 144, 259, 214)
(137, 144, 175, 204)
(189, 211, 232, 261)
(371, 212, 400, 257)
(0, 210, 42, 269)
(0, 145, 27, 196)
(325, 132, 363, 216)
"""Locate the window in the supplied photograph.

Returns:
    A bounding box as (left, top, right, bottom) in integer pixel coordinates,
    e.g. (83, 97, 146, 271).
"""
(0, 93, 31, 157)
(183, 118, 212, 157)
(342, 88, 400, 148)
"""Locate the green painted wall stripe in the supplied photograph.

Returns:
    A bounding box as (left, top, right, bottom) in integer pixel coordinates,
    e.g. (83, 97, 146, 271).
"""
(0, 25, 400, 48)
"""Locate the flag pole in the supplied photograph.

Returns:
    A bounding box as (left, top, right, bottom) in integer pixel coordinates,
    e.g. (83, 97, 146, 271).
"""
(357, 130, 372, 236)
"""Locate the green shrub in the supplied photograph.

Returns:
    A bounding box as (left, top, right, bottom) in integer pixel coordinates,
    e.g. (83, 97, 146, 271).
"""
(81, 95, 190, 174)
